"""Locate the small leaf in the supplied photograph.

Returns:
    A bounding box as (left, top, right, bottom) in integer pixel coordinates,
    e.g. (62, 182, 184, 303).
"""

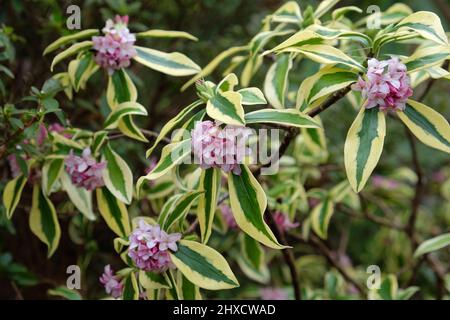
(310, 197, 334, 239)
(136, 29, 198, 41)
(137, 139, 192, 194)
(50, 41, 93, 71)
(238, 87, 267, 105)
(43, 29, 99, 55)
(414, 233, 450, 258)
(102, 144, 133, 204)
(29, 185, 61, 258)
(2, 175, 27, 219)
(60, 172, 95, 220)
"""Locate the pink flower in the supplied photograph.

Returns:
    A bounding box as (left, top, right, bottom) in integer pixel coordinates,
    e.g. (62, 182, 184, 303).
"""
(7, 154, 22, 178)
(128, 220, 181, 273)
(36, 124, 48, 146)
(220, 203, 237, 229)
(352, 57, 413, 111)
(49, 123, 72, 138)
(260, 287, 289, 300)
(99, 265, 123, 299)
(92, 15, 137, 74)
(191, 120, 251, 175)
(372, 175, 400, 190)
(273, 211, 299, 232)
(64, 148, 106, 190)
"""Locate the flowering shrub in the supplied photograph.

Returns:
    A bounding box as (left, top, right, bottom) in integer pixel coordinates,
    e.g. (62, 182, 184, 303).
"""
(1, 1, 450, 301)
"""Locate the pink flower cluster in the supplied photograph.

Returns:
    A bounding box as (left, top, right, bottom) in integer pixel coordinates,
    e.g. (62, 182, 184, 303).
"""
(273, 211, 299, 232)
(352, 57, 413, 111)
(92, 15, 137, 74)
(191, 121, 251, 175)
(64, 148, 106, 191)
(128, 220, 181, 273)
(99, 265, 123, 299)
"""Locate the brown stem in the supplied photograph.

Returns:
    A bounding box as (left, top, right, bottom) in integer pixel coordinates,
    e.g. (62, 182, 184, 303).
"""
(290, 233, 365, 296)
(265, 209, 301, 300)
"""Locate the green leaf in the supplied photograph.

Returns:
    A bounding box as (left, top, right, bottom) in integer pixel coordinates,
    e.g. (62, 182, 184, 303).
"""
(138, 139, 192, 194)
(133, 46, 200, 76)
(43, 29, 99, 55)
(314, 0, 340, 19)
(244, 108, 320, 128)
(102, 143, 133, 204)
(96, 187, 131, 238)
(48, 287, 82, 300)
(228, 165, 286, 249)
(106, 69, 146, 142)
(197, 168, 221, 243)
(122, 272, 139, 300)
(181, 45, 248, 91)
(139, 270, 171, 289)
(264, 54, 292, 108)
(136, 29, 198, 41)
(162, 191, 203, 231)
(394, 11, 448, 45)
(178, 273, 202, 300)
(414, 233, 450, 258)
(104, 101, 147, 129)
(41, 158, 64, 195)
(170, 240, 239, 290)
(286, 44, 365, 72)
(145, 100, 202, 158)
(270, 1, 302, 24)
(398, 100, 450, 153)
(29, 185, 61, 258)
(237, 87, 267, 105)
(310, 197, 334, 239)
(67, 52, 98, 92)
(378, 275, 398, 300)
(236, 233, 269, 284)
(404, 45, 450, 74)
(60, 172, 95, 220)
(345, 108, 386, 192)
(50, 41, 93, 71)
(206, 91, 245, 126)
(2, 175, 27, 219)
(107, 69, 137, 107)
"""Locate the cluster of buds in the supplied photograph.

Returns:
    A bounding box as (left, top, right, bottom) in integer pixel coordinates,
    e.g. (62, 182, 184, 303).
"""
(64, 148, 106, 191)
(128, 220, 181, 273)
(92, 15, 137, 74)
(191, 120, 251, 175)
(99, 265, 123, 299)
(352, 57, 413, 111)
